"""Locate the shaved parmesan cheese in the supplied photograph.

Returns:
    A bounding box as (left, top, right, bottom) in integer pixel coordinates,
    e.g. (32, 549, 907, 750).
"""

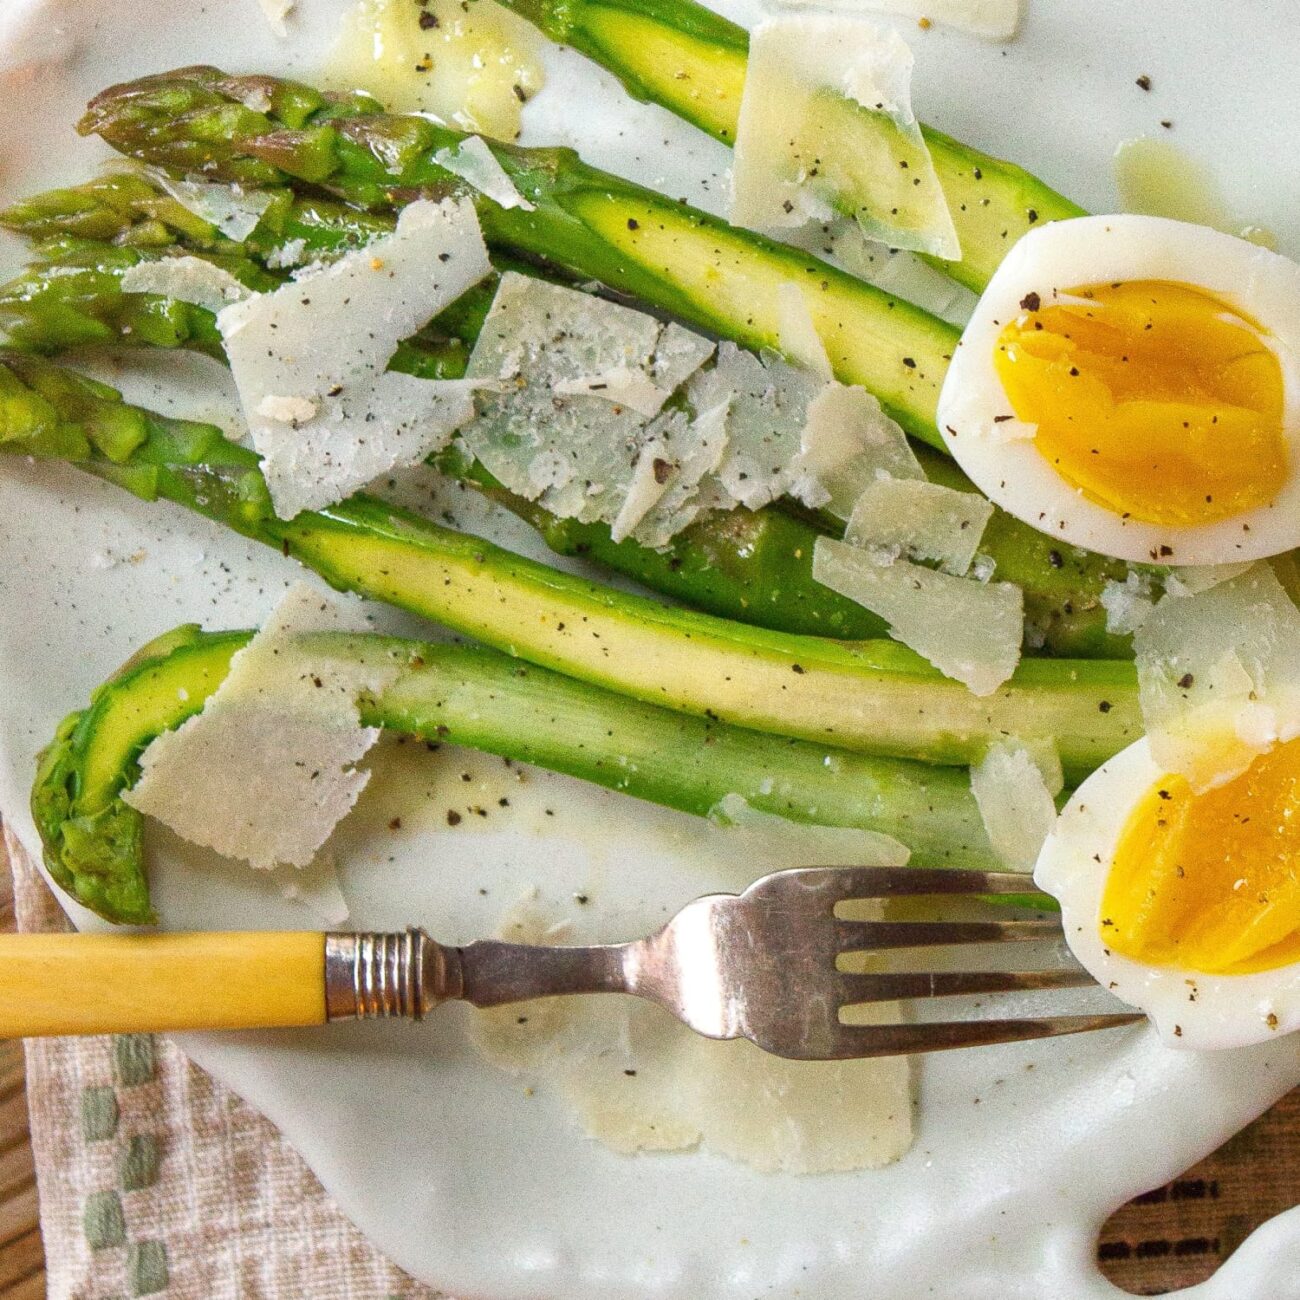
(553, 366, 672, 418)
(609, 438, 672, 543)
(731, 16, 959, 259)
(628, 402, 731, 550)
(776, 282, 833, 380)
(1134, 563, 1300, 791)
(254, 0, 293, 36)
(650, 323, 717, 393)
(219, 197, 489, 518)
(461, 273, 713, 527)
(776, 0, 1021, 40)
(1099, 570, 1158, 635)
(845, 478, 993, 574)
(119, 256, 252, 314)
(793, 383, 924, 520)
(471, 807, 911, 1173)
(279, 854, 350, 926)
(1019, 737, 1065, 798)
(433, 136, 535, 211)
(690, 343, 826, 512)
(149, 169, 276, 242)
(970, 740, 1058, 872)
(124, 583, 400, 869)
(813, 536, 1022, 695)
(1162, 561, 1255, 598)
(708, 792, 911, 866)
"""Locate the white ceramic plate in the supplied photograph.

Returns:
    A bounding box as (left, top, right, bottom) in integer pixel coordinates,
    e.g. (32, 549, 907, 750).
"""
(2, 2, 1300, 1296)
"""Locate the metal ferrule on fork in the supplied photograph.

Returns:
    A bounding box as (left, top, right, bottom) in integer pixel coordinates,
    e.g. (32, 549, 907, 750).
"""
(324, 929, 464, 1022)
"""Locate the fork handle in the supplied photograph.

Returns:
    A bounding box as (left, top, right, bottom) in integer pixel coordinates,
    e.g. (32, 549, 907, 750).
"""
(0, 931, 328, 1038)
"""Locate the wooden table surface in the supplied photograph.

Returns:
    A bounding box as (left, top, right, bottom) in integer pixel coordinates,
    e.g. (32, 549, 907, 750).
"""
(0, 871, 43, 1299)
(0, 859, 1295, 1299)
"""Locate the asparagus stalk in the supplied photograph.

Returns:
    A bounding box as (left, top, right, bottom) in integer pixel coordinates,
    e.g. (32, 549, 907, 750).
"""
(0, 237, 482, 379)
(493, 0, 1085, 292)
(37, 623, 1001, 924)
(77, 66, 960, 449)
(0, 352, 1141, 777)
(0, 185, 1134, 656)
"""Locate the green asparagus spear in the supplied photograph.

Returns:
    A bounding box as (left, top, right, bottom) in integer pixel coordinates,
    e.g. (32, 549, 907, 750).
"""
(78, 66, 960, 449)
(491, 0, 1085, 293)
(0, 175, 1135, 657)
(37, 622, 1004, 924)
(0, 237, 480, 378)
(0, 352, 1140, 776)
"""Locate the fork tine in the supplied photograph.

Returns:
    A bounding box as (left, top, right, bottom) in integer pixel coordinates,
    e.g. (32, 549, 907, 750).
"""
(785, 1013, 1144, 1061)
(799, 865, 1057, 903)
(835, 966, 1097, 1004)
(834, 917, 1062, 951)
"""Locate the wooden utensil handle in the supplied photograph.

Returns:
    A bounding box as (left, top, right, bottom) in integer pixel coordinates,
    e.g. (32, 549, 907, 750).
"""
(0, 931, 326, 1037)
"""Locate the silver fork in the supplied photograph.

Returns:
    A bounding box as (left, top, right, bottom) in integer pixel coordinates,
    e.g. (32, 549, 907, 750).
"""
(326, 865, 1141, 1059)
(0, 866, 1140, 1051)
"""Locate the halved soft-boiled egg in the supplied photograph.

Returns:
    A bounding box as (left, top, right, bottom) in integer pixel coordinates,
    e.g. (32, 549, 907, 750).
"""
(938, 215, 1300, 565)
(1035, 733, 1300, 1050)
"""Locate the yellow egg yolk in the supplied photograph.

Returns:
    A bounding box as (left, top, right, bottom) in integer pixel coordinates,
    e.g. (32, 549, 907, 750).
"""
(993, 280, 1287, 527)
(1101, 736, 1300, 974)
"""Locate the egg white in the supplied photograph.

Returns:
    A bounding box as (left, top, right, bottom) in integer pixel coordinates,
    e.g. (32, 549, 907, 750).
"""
(1035, 735, 1300, 1051)
(938, 215, 1300, 565)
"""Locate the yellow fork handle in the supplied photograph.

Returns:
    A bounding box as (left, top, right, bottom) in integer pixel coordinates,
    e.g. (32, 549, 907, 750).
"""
(0, 931, 326, 1038)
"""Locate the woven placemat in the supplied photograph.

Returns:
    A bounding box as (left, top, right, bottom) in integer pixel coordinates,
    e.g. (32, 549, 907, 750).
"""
(6, 823, 1299, 1297)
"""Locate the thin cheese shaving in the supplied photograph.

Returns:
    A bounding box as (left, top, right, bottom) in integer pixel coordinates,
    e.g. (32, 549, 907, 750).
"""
(609, 437, 673, 543)
(119, 256, 253, 314)
(844, 478, 993, 574)
(775, 0, 1021, 40)
(793, 383, 924, 520)
(552, 366, 672, 418)
(776, 282, 833, 380)
(254, 0, 294, 36)
(432, 136, 535, 211)
(731, 16, 960, 259)
(970, 740, 1058, 872)
(627, 402, 731, 550)
(813, 536, 1023, 695)
(471, 804, 911, 1173)
(219, 197, 489, 519)
(460, 273, 714, 528)
(148, 169, 276, 242)
(1134, 563, 1300, 791)
(689, 343, 827, 512)
(1162, 562, 1255, 598)
(124, 583, 399, 869)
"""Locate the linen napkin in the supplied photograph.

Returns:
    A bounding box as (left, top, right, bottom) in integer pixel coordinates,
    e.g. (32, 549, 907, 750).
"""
(6, 824, 440, 1299)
